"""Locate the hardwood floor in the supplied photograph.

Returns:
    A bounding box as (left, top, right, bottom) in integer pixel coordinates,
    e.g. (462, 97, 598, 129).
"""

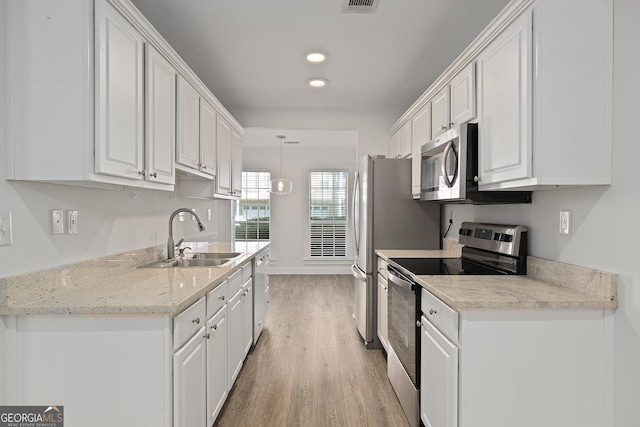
(214, 274, 410, 427)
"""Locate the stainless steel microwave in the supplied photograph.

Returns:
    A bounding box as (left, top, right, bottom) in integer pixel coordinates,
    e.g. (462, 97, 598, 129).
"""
(420, 123, 531, 204)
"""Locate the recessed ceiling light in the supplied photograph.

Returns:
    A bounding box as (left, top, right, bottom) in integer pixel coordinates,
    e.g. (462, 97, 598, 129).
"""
(307, 78, 328, 88)
(306, 52, 327, 63)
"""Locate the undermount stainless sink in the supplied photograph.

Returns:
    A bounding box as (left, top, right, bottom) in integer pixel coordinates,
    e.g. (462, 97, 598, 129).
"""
(139, 252, 244, 268)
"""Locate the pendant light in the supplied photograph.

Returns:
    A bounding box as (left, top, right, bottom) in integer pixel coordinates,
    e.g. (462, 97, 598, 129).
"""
(269, 135, 293, 195)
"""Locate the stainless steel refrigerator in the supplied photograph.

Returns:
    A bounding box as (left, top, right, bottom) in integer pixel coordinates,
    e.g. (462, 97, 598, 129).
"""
(351, 155, 440, 348)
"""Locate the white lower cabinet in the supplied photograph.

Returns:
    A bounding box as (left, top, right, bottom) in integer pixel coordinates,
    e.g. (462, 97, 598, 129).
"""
(228, 286, 245, 387)
(174, 326, 208, 427)
(420, 317, 458, 427)
(420, 289, 612, 427)
(206, 305, 228, 426)
(242, 279, 254, 357)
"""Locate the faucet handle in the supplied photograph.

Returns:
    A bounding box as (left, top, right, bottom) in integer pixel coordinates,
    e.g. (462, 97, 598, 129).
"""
(177, 246, 191, 257)
(175, 238, 185, 248)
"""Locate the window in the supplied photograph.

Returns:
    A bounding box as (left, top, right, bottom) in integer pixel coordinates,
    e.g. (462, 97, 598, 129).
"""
(309, 170, 348, 258)
(234, 171, 270, 241)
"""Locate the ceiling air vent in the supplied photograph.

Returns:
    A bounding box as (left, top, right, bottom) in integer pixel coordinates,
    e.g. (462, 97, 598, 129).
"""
(342, 0, 379, 13)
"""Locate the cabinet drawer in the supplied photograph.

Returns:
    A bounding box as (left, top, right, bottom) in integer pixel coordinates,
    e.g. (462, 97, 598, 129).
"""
(174, 296, 206, 349)
(422, 289, 458, 344)
(228, 269, 243, 297)
(241, 262, 252, 284)
(377, 258, 388, 280)
(207, 280, 229, 317)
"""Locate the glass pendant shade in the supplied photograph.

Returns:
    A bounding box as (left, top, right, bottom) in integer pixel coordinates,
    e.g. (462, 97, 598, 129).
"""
(269, 135, 293, 195)
(269, 178, 293, 195)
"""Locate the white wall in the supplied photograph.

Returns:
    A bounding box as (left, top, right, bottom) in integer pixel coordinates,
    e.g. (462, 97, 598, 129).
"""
(441, 0, 640, 422)
(242, 128, 358, 274)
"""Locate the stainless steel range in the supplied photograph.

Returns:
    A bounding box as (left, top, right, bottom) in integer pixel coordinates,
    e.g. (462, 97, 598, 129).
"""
(386, 222, 528, 427)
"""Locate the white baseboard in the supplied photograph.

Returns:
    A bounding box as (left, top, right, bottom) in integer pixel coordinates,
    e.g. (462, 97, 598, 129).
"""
(267, 266, 351, 275)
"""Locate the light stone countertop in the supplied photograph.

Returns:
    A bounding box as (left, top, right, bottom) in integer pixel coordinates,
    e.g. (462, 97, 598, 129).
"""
(0, 241, 270, 316)
(376, 241, 618, 310)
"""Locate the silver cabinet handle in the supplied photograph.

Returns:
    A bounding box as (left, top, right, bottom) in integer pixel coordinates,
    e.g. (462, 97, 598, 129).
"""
(211, 324, 217, 330)
(449, 122, 454, 127)
(150, 172, 157, 178)
(192, 317, 200, 324)
(202, 165, 207, 169)
(416, 320, 422, 328)
(429, 309, 437, 315)
(441, 125, 447, 130)
(474, 176, 480, 183)
(138, 170, 146, 176)
(204, 333, 210, 339)
(219, 295, 225, 301)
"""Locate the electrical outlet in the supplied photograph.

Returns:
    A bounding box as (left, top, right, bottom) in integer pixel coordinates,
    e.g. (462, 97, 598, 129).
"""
(51, 209, 64, 235)
(0, 211, 13, 246)
(191, 209, 197, 221)
(178, 212, 185, 222)
(207, 208, 212, 221)
(559, 210, 571, 235)
(67, 210, 78, 234)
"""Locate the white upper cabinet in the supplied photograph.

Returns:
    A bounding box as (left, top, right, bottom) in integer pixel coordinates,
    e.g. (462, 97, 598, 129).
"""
(7, 0, 243, 192)
(476, 10, 532, 186)
(431, 86, 451, 139)
(145, 44, 176, 185)
(411, 103, 432, 198)
(214, 116, 243, 199)
(450, 63, 476, 128)
(389, 121, 412, 159)
(388, 0, 612, 192)
(95, 0, 145, 181)
(176, 77, 202, 173)
(176, 76, 217, 178)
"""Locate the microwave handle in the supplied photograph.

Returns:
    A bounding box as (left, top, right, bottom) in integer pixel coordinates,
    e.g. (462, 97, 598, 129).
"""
(440, 141, 458, 188)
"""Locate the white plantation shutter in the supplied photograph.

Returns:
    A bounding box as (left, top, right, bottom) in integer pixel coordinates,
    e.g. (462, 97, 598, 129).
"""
(309, 171, 348, 258)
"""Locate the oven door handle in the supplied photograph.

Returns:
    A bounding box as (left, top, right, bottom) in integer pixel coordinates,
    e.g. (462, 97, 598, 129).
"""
(387, 267, 415, 291)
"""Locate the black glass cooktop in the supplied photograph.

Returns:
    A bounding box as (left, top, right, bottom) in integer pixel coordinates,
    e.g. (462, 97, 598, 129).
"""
(389, 257, 510, 276)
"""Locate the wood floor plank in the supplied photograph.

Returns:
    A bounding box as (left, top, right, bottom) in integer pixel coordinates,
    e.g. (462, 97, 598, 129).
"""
(214, 274, 409, 427)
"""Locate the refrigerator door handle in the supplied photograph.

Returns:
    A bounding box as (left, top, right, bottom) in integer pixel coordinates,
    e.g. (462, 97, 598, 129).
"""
(351, 263, 367, 281)
(352, 171, 361, 255)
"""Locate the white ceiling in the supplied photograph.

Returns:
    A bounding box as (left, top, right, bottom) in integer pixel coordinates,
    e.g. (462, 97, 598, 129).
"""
(130, 0, 511, 119)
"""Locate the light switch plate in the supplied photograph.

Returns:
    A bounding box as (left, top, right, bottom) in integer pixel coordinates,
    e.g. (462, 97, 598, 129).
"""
(0, 211, 13, 246)
(51, 209, 64, 235)
(67, 210, 78, 234)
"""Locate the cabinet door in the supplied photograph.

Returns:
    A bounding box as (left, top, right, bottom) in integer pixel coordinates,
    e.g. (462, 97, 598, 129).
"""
(377, 276, 388, 351)
(207, 307, 228, 427)
(242, 280, 253, 358)
(476, 10, 532, 186)
(95, 0, 145, 179)
(450, 62, 476, 127)
(174, 328, 207, 427)
(176, 76, 201, 170)
(421, 318, 458, 427)
(199, 100, 217, 176)
(431, 86, 451, 138)
(216, 116, 233, 196)
(411, 103, 431, 198)
(231, 130, 243, 197)
(399, 121, 412, 158)
(227, 289, 244, 387)
(145, 44, 175, 185)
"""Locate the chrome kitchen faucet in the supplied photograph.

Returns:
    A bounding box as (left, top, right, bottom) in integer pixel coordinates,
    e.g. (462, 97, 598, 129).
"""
(167, 208, 206, 259)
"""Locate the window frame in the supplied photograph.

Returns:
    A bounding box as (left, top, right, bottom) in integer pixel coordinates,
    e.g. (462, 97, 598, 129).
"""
(307, 168, 350, 260)
(233, 169, 271, 242)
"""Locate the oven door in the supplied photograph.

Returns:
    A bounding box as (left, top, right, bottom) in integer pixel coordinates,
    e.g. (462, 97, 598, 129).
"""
(420, 127, 461, 202)
(387, 266, 420, 386)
